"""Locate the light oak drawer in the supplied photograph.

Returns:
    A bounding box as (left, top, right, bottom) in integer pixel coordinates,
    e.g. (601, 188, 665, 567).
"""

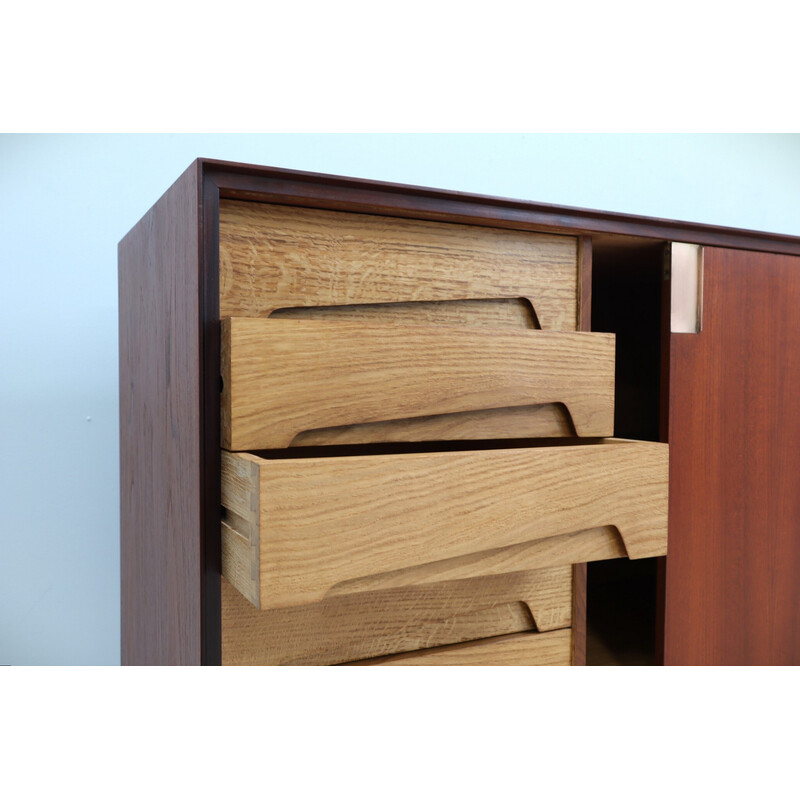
(348, 629, 573, 666)
(221, 565, 572, 666)
(221, 318, 615, 449)
(219, 201, 580, 332)
(221, 439, 667, 611)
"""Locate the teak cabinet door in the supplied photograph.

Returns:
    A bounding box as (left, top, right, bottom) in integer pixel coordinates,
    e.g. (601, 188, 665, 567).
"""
(665, 247, 800, 665)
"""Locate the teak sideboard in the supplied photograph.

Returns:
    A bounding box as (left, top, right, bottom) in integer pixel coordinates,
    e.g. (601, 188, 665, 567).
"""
(119, 158, 800, 666)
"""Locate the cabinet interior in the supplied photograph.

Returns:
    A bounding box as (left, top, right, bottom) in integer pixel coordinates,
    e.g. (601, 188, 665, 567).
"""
(588, 234, 669, 665)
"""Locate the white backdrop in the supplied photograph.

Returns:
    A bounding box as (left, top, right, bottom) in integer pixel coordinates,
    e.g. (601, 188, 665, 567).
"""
(2, 133, 799, 664)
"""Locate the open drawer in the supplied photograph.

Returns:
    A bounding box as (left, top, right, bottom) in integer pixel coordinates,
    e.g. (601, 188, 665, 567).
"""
(221, 439, 668, 611)
(221, 317, 615, 449)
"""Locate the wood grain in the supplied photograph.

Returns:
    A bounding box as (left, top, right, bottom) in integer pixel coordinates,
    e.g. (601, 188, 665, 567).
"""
(221, 318, 615, 449)
(222, 500, 624, 608)
(579, 235, 593, 331)
(571, 563, 588, 666)
(218, 201, 579, 331)
(665, 247, 800, 665)
(221, 521, 258, 607)
(347, 628, 573, 665)
(320, 526, 625, 597)
(573, 234, 594, 665)
(221, 440, 667, 610)
(220, 462, 626, 604)
(221, 566, 571, 665)
(220, 450, 260, 605)
(119, 162, 206, 665)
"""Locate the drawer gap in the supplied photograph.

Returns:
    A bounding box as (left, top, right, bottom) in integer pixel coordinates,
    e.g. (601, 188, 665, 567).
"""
(289, 402, 576, 446)
(244, 436, 615, 460)
(269, 297, 541, 330)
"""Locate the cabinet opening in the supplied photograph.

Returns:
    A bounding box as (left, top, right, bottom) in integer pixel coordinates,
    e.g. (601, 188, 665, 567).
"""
(587, 557, 660, 666)
(587, 235, 668, 665)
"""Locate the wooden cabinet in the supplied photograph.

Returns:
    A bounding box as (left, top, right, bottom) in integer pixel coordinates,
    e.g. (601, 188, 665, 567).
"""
(666, 247, 800, 665)
(119, 159, 800, 665)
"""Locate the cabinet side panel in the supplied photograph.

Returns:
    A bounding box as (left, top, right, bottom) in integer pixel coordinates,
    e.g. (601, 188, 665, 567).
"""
(119, 165, 202, 665)
(666, 248, 800, 665)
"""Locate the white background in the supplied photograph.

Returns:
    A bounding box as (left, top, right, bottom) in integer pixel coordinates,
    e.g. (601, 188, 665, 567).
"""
(2, 4, 799, 796)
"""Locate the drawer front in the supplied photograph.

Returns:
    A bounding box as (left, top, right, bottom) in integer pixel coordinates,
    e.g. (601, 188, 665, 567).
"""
(219, 201, 579, 331)
(348, 629, 573, 666)
(221, 318, 615, 449)
(221, 440, 668, 611)
(217, 201, 664, 666)
(221, 565, 572, 666)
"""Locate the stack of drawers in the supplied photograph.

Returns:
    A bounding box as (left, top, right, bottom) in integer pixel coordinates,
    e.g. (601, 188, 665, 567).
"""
(218, 200, 668, 665)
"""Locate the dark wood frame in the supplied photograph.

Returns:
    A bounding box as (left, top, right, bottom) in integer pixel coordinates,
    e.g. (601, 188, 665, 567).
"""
(120, 158, 800, 665)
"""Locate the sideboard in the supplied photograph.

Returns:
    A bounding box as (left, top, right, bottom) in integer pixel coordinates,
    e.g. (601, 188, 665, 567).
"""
(119, 158, 800, 665)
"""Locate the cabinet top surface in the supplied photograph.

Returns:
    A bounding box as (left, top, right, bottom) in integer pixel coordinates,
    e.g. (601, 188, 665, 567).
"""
(136, 157, 800, 257)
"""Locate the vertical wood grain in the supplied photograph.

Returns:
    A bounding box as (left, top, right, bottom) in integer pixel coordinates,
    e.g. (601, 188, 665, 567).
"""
(200, 173, 222, 666)
(579, 235, 592, 331)
(571, 563, 587, 666)
(572, 235, 593, 664)
(665, 247, 800, 665)
(655, 243, 671, 666)
(119, 163, 204, 665)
